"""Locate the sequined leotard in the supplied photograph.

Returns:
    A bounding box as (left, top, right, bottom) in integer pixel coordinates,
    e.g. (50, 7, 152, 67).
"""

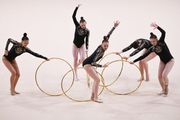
(133, 26, 173, 64)
(82, 27, 115, 67)
(3, 38, 47, 62)
(72, 7, 90, 49)
(122, 38, 152, 57)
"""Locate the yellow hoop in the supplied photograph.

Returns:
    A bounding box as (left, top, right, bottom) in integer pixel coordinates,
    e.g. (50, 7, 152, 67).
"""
(98, 52, 124, 87)
(102, 60, 142, 95)
(35, 57, 74, 96)
(85, 52, 90, 87)
(61, 67, 105, 102)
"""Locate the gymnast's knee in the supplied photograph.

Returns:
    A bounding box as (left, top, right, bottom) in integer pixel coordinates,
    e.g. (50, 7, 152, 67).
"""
(79, 57, 85, 64)
(158, 76, 163, 80)
(16, 72, 20, 78)
(162, 74, 168, 80)
(95, 78, 100, 83)
(140, 59, 147, 64)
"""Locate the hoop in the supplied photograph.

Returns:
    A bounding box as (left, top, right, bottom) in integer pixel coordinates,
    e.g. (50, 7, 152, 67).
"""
(85, 52, 90, 87)
(98, 52, 124, 87)
(35, 57, 74, 96)
(61, 67, 105, 102)
(102, 60, 142, 95)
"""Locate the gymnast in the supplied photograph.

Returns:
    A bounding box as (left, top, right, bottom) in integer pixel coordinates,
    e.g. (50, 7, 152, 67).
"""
(72, 4, 90, 80)
(83, 21, 120, 103)
(129, 23, 174, 96)
(116, 38, 156, 81)
(2, 33, 49, 96)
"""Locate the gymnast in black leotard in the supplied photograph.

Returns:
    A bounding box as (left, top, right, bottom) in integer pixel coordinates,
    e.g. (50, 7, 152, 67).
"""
(130, 23, 174, 96)
(72, 4, 90, 80)
(2, 33, 49, 96)
(83, 21, 120, 103)
(116, 38, 156, 81)
(121, 38, 152, 57)
(3, 38, 47, 61)
(82, 27, 116, 67)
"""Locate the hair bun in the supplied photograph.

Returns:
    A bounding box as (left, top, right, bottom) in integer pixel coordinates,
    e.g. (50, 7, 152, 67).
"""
(150, 32, 154, 36)
(23, 33, 27, 37)
(149, 32, 157, 39)
(103, 36, 108, 40)
(80, 17, 84, 20)
(80, 16, 86, 23)
(102, 36, 109, 43)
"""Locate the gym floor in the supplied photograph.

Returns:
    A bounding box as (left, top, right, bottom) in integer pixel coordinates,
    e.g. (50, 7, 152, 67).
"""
(0, 0, 180, 120)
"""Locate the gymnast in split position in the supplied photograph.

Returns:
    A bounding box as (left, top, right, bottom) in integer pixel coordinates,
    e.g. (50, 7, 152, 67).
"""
(83, 21, 120, 103)
(116, 38, 156, 82)
(129, 23, 174, 96)
(72, 4, 90, 80)
(2, 33, 49, 96)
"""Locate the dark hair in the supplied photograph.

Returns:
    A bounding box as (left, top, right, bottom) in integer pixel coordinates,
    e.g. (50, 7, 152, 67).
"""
(131, 41, 139, 49)
(150, 32, 157, 39)
(80, 17, 86, 23)
(22, 33, 29, 41)
(102, 36, 109, 43)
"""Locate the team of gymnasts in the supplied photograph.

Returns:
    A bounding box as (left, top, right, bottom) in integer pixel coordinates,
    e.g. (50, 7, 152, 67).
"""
(2, 4, 174, 103)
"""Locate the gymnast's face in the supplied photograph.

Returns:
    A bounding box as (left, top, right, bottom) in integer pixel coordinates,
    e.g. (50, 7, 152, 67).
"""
(21, 40, 29, 47)
(80, 22, 86, 29)
(102, 42, 109, 51)
(150, 38, 158, 46)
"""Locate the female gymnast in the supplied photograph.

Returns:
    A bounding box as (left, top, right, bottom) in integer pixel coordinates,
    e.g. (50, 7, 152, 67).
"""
(129, 23, 174, 96)
(116, 38, 156, 81)
(72, 4, 90, 80)
(83, 21, 120, 103)
(2, 33, 49, 96)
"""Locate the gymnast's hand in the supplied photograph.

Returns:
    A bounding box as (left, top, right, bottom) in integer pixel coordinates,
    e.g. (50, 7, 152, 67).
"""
(46, 58, 50, 61)
(77, 4, 82, 8)
(128, 61, 134, 64)
(114, 21, 120, 28)
(4, 50, 8, 56)
(150, 22, 158, 30)
(115, 51, 122, 55)
(122, 56, 130, 60)
(102, 62, 109, 68)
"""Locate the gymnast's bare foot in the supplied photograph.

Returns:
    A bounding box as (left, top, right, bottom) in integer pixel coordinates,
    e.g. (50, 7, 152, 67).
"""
(145, 74, 150, 82)
(94, 98, 103, 103)
(91, 93, 94, 100)
(137, 77, 144, 82)
(10, 90, 15, 96)
(15, 91, 20, 94)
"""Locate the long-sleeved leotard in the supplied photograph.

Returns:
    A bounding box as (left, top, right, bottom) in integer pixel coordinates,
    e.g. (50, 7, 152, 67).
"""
(82, 27, 115, 67)
(3, 38, 48, 62)
(133, 26, 173, 64)
(122, 38, 152, 57)
(72, 7, 90, 49)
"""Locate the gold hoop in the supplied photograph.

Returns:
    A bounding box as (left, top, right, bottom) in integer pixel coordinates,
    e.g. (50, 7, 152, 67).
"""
(35, 58, 74, 96)
(98, 52, 124, 87)
(85, 52, 90, 87)
(61, 67, 105, 102)
(102, 60, 142, 95)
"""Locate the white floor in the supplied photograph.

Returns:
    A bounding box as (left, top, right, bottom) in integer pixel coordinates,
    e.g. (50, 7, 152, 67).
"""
(0, 0, 180, 120)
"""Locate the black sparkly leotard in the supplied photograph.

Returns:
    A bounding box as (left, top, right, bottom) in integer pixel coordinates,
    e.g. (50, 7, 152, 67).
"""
(82, 27, 115, 67)
(72, 7, 90, 49)
(122, 38, 152, 57)
(133, 26, 173, 64)
(3, 38, 47, 62)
